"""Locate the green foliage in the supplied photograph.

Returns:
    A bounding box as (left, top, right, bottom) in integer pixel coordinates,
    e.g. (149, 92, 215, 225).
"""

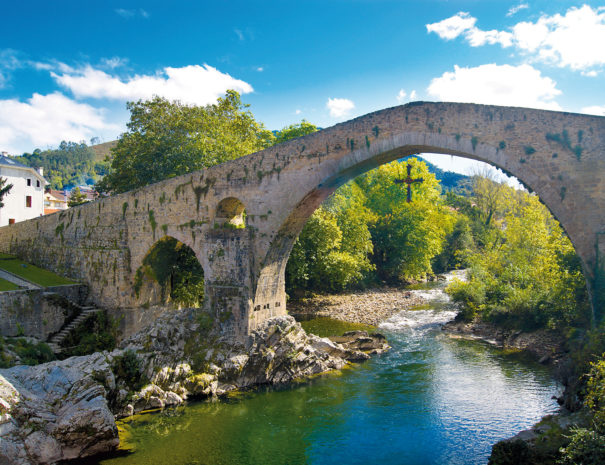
(0, 176, 13, 209)
(358, 158, 456, 282)
(14, 141, 108, 190)
(60, 310, 119, 357)
(112, 350, 147, 391)
(273, 120, 318, 144)
(68, 187, 88, 207)
(0, 338, 55, 368)
(286, 158, 459, 293)
(559, 428, 605, 465)
(136, 237, 205, 307)
(97, 91, 274, 194)
(286, 203, 374, 293)
(554, 351, 605, 464)
(446, 186, 590, 330)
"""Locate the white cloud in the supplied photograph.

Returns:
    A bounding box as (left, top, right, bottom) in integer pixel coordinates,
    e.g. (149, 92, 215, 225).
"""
(100, 56, 128, 69)
(466, 28, 513, 47)
(512, 5, 605, 70)
(410, 90, 418, 100)
(427, 6, 605, 73)
(326, 98, 355, 118)
(115, 8, 148, 19)
(426, 12, 512, 47)
(256, 66, 264, 72)
(52, 64, 254, 106)
(0, 49, 22, 89)
(427, 63, 561, 110)
(0, 93, 118, 154)
(507, 3, 529, 17)
(396, 89, 407, 103)
(581, 105, 605, 116)
(426, 12, 476, 40)
(295, 109, 301, 115)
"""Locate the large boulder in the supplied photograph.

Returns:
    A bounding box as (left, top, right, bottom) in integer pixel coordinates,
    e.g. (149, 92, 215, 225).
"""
(0, 352, 119, 465)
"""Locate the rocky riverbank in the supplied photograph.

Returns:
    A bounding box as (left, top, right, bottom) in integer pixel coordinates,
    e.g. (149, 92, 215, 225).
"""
(441, 320, 568, 365)
(289, 286, 427, 326)
(0, 310, 389, 465)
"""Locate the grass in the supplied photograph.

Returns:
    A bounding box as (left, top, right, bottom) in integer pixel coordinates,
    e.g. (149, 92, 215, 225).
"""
(0, 255, 75, 287)
(0, 277, 19, 291)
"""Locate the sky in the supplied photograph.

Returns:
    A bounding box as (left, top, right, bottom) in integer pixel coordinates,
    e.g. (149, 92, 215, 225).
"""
(1, 0, 604, 176)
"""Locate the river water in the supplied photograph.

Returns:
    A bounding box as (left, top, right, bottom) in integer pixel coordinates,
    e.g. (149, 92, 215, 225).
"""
(96, 272, 561, 465)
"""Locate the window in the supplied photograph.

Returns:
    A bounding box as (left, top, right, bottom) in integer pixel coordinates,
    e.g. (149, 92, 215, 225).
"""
(36, 180, 40, 187)
(26, 196, 32, 208)
(27, 179, 31, 186)
(9, 219, 15, 225)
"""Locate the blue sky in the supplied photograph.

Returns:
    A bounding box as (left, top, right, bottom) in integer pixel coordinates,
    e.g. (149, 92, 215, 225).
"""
(1, 1, 604, 175)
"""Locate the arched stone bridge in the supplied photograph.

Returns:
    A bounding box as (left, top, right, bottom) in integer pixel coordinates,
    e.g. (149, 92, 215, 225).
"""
(1, 102, 604, 341)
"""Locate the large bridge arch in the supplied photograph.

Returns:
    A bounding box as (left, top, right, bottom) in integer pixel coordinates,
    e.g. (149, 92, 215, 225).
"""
(1, 102, 603, 340)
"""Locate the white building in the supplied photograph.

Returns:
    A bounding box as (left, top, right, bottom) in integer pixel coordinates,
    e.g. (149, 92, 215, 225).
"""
(0, 155, 47, 226)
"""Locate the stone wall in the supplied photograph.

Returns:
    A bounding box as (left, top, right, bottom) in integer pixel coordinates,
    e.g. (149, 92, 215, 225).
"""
(0, 102, 603, 340)
(0, 285, 87, 340)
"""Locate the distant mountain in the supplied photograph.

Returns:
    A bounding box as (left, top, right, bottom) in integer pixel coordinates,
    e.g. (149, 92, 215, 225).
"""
(403, 155, 472, 194)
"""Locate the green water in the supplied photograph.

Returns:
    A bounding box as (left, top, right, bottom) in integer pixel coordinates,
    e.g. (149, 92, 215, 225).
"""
(93, 277, 561, 465)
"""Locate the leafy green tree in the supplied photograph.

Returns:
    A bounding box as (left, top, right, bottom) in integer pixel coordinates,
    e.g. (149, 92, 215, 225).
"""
(357, 158, 456, 281)
(97, 91, 274, 194)
(0, 177, 13, 209)
(68, 187, 88, 207)
(447, 188, 589, 329)
(286, 205, 374, 293)
(273, 120, 318, 144)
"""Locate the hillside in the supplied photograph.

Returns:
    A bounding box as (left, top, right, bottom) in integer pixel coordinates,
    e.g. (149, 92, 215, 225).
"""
(90, 140, 117, 162)
(11, 141, 110, 190)
(405, 156, 472, 194)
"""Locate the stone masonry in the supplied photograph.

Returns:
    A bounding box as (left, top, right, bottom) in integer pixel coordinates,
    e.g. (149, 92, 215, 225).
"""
(0, 102, 603, 341)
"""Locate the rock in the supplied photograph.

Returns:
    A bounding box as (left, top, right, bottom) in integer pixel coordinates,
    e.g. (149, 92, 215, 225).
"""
(330, 331, 390, 355)
(117, 404, 134, 419)
(0, 353, 119, 465)
(0, 309, 387, 464)
(164, 392, 183, 406)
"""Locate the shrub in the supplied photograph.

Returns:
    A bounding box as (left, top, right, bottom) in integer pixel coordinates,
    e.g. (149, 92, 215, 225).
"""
(60, 310, 119, 357)
(112, 350, 147, 391)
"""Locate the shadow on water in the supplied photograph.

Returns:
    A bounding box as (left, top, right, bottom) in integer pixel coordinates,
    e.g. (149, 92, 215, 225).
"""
(92, 272, 561, 465)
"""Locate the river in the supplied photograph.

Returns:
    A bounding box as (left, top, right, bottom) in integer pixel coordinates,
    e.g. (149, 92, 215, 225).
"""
(93, 272, 561, 465)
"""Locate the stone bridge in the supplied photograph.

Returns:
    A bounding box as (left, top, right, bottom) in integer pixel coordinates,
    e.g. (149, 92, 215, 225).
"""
(1, 102, 604, 341)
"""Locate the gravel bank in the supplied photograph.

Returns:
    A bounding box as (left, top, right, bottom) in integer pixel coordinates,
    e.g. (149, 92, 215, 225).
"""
(288, 287, 427, 326)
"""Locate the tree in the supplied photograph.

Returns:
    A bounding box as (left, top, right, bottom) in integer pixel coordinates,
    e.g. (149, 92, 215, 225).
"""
(356, 157, 456, 281)
(0, 177, 13, 209)
(447, 187, 589, 329)
(273, 120, 318, 144)
(97, 91, 275, 194)
(68, 187, 88, 207)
